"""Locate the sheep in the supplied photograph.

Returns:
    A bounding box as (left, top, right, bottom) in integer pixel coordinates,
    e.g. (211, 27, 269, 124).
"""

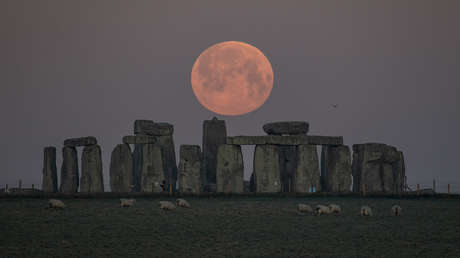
(159, 201, 176, 211)
(120, 198, 136, 207)
(328, 204, 342, 214)
(315, 205, 331, 216)
(48, 199, 65, 209)
(176, 198, 191, 208)
(297, 203, 313, 213)
(391, 205, 402, 216)
(360, 205, 373, 216)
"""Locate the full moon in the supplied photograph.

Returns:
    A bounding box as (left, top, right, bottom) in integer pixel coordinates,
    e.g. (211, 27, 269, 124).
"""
(191, 41, 274, 116)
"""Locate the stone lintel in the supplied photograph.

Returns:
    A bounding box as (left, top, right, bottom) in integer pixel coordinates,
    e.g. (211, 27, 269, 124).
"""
(226, 135, 343, 146)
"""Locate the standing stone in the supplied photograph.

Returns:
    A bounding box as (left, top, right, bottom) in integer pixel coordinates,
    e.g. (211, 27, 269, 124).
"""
(178, 145, 202, 193)
(216, 145, 244, 193)
(110, 144, 134, 193)
(140, 144, 164, 192)
(296, 145, 320, 193)
(155, 135, 178, 191)
(42, 147, 58, 192)
(202, 117, 227, 186)
(253, 144, 281, 193)
(393, 151, 405, 194)
(60, 146, 79, 193)
(132, 144, 143, 192)
(278, 146, 297, 192)
(321, 145, 352, 193)
(80, 144, 104, 192)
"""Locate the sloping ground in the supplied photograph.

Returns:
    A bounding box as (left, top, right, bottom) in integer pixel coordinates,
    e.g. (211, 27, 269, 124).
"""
(1, 197, 459, 257)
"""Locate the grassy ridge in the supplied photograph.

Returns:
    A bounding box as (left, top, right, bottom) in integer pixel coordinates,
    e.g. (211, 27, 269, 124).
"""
(1, 197, 459, 257)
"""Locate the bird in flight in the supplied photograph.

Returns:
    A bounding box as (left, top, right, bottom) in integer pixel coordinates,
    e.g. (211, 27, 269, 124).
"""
(332, 104, 338, 108)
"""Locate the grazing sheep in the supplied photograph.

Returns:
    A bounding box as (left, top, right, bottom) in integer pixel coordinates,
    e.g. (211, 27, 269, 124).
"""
(329, 204, 342, 213)
(315, 205, 331, 216)
(297, 203, 313, 213)
(159, 201, 176, 211)
(176, 198, 191, 208)
(120, 198, 136, 207)
(48, 199, 65, 209)
(391, 205, 402, 216)
(360, 205, 373, 216)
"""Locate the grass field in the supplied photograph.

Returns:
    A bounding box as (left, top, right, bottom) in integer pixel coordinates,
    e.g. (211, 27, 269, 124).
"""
(1, 196, 459, 258)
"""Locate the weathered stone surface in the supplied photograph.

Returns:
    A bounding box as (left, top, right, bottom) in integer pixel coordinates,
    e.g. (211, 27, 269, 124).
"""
(140, 144, 164, 192)
(155, 135, 178, 191)
(321, 145, 352, 193)
(64, 136, 97, 147)
(134, 120, 174, 136)
(296, 145, 320, 193)
(80, 144, 104, 192)
(253, 144, 281, 193)
(216, 145, 244, 193)
(110, 144, 134, 192)
(226, 135, 343, 146)
(60, 146, 79, 193)
(122, 135, 156, 144)
(278, 146, 297, 192)
(352, 143, 405, 194)
(263, 121, 309, 135)
(178, 145, 202, 193)
(42, 147, 58, 192)
(202, 117, 227, 185)
(132, 144, 143, 192)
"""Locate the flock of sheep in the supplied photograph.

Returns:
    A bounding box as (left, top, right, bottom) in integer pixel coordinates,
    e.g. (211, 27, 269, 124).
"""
(298, 203, 402, 216)
(47, 199, 402, 216)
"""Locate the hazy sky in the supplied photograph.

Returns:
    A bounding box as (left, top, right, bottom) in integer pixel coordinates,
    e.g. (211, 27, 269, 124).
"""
(1, 0, 459, 192)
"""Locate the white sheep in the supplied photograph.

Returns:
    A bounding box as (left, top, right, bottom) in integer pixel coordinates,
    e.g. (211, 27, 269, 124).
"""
(315, 205, 331, 216)
(48, 199, 65, 209)
(297, 203, 313, 213)
(159, 201, 176, 211)
(120, 198, 136, 207)
(329, 204, 342, 213)
(360, 205, 373, 216)
(176, 198, 191, 208)
(391, 205, 402, 216)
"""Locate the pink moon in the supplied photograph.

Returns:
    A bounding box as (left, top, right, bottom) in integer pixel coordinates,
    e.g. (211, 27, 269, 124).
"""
(191, 41, 274, 116)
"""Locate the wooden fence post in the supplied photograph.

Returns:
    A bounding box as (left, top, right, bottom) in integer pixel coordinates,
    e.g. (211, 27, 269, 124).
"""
(19, 179, 22, 190)
(417, 184, 420, 196)
(32, 184, 34, 190)
(5, 184, 8, 193)
(433, 179, 436, 193)
(169, 184, 172, 196)
(448, 184, 450, 195)
(362, 184, 366, 197)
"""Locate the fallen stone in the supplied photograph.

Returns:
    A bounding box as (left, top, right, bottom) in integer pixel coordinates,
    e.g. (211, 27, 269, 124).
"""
(263, 121, 309, 135)
(253, 144, 281, 193)
(216, 145, 244, 193)
(60, 146, 79, 193)
(140, 144, 165, 192)
(202, 117, 227, 185)
(134, 120, 174, 136)
(178, 145, 202, 193)
(226, 135, 343, 146)
(42, 147, 58, 193)
(80, 144, 104, 192)
(110, 144, 134, 193)
(64, 136, 97, 147)
(321, 145, 352, 193)
(122, 135, 156, 144)
(295, 145, 320, 193)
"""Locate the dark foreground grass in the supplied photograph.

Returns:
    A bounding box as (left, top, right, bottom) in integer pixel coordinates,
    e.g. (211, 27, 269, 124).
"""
(1, 196, 459, 258)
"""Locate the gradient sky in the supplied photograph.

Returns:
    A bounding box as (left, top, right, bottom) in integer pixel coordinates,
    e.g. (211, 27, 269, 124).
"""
(1, 0, 459, 192)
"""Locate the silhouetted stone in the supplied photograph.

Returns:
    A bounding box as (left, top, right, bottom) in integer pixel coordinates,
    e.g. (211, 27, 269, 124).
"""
(321, 145, 352, 193)
(140, 144, 164, 192)
(226, 135, 343, 146)
(178, 145, 202, 193)
(60, 146, 79, 193)
(202, 117, 227, 185)
(216, 145, 244, 193)
(352, 143, 405, 194)
(134, 120, 174, 136)
(132, 144, 143, 192)
(110, 144, 134, 193)
(64, 136, 97, 147)
(253, 144, 281, 193)
(80, 144, 104, 192)
(278, 146, 297, 192)
(123, 135, 156, 144)
(263, 121, 309, 135)
(155, 135, 178, 191)
(42, 147, 58, 192)
(296, 145, 320, 193)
